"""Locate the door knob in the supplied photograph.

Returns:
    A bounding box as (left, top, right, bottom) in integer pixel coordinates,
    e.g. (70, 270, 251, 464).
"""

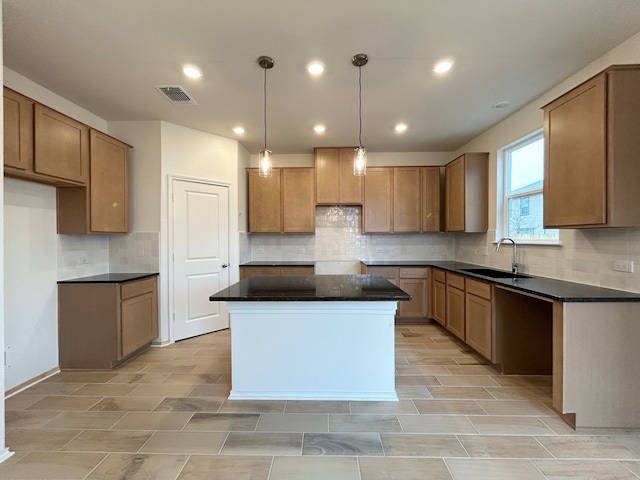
(222, 263, 229, 268)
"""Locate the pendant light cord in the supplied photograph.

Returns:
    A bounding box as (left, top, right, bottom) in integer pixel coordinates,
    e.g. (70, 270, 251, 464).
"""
(358, 64, 363, 148)
(263, 66, 268, 150)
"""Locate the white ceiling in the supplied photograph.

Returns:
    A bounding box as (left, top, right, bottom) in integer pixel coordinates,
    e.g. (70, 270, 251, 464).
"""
(4, 0, 640, 154)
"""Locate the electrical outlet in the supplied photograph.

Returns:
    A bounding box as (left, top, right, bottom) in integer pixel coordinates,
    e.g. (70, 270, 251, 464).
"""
(77, 257, 88, 265)
(613, 260, 634, 273)
(431, 247, 440, 253)
(375, 247, 384, 253)
(256, 247, 264, 254)
(297, 247, 305, 254)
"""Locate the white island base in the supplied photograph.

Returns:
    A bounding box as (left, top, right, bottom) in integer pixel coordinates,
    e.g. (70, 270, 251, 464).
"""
(227, 301, 398, 401)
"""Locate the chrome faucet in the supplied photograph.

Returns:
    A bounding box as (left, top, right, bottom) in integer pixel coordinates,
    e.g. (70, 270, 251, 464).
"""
(496, 237, 518, 274)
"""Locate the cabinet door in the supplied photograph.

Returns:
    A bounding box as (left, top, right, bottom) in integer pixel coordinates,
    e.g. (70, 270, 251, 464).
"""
(89, 130, 129, 233)
(338, 147, 363, 204)
(315, 147, 340, 204)
(363, 167, 393, 233)
(282, 168, 315, 233)
(366, 266, 399, 286)
(544, 74, 607, 227)
(422, 167, 441, 232)
(446, 285, 465, 340)
(3, 88, 33, 171)
(121, 292, 155, 359)
(393, 167, 421, 232)
(248, 168, 282, 232)
(398, 278, 428, 318)
(445, 156, 465, 232)
(432, 280, 446, 326)
(465, 293, 492, 360)
(34, 104, 89, 183)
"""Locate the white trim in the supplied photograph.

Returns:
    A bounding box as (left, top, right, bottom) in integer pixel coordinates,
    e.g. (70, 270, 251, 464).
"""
(0, 449, 15, 465)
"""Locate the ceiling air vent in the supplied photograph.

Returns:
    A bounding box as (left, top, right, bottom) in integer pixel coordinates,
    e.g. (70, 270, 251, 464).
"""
(155, 85, 197, 105)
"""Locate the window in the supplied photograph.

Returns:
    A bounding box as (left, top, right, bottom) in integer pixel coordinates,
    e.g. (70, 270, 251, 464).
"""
(500, 132, 559, 243)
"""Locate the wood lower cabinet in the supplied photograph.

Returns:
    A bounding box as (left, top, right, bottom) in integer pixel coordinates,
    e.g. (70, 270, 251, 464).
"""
(57, 129, 130, 234)
(58, 275, 158, 370)
(315, 147, 363, 204)
(248, 167, 315, 234)
(445, 153, 488, 232)
(465, 278, 494, 361)
(240, 265, 314, 279)
(543, 65, 640, 228)
(365, 266, 429, 320)
(431, 269, 446, 326)
(445, 273, 465, 340)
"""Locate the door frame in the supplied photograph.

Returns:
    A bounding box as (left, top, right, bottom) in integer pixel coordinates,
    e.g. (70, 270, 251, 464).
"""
(167, 174, 232, 343)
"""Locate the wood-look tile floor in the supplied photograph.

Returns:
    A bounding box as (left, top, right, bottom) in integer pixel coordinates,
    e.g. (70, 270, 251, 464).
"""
(3, 323, 640, 479)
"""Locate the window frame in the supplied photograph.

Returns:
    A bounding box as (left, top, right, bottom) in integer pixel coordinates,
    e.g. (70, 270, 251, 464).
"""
(498, 130, 560, 245)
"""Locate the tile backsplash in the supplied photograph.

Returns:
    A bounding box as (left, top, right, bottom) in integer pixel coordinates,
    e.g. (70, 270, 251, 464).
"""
(248, 206, 454, 262)
(109, 232, 160, 273)
(57, 234, 110, 280)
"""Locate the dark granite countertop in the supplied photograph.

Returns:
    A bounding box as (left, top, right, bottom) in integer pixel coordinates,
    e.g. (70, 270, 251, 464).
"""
(58, 273, 158, 284)
(210, 274, 411, 302)
(240, 261, 315, 267)
(363, 260, 640, 302)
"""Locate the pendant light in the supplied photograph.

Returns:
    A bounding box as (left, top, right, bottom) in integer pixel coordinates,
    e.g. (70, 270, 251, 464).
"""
(352, 53, 368, 176)
(258, 55, 274, 178)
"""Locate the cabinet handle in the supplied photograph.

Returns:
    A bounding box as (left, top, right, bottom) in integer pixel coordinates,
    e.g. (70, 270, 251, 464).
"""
(222, 264, 229, 268)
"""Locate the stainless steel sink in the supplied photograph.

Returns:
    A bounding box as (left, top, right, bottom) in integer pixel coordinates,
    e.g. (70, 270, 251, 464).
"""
(460, 268, 531, 279)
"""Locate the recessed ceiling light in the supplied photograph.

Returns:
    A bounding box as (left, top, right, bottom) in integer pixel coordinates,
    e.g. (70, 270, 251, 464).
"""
(433, 60, 453, 73)
(395, 123, 408, 133)
(183, 66, 203, 78)
(307, 61, 325, 75)
(313, 124, 326, 133)
(492, 100, 511, 109)
(233, 126, 245, 134)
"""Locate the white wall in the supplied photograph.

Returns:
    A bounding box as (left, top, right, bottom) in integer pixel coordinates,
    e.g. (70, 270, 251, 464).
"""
(4, 179, 58, 389)
(452, 31, 640, 290)
(159, 122, 240, 343)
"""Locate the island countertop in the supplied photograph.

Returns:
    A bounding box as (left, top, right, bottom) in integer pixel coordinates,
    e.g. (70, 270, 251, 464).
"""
(210, 274, 412, 302)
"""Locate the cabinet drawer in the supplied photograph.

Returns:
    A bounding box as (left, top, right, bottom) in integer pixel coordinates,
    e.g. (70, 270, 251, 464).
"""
(366, 267, 399, 279)
(466, 278, 491, 300)
(446, 272, 465, 290)
(400, 267, 429, 279)
(432, 269, 446, 283)
(121, 277, 156, 300)
(280, 266, 314, 275)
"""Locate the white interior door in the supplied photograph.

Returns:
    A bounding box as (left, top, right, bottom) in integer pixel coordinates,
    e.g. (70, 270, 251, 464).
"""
(172, 179, 230, 341)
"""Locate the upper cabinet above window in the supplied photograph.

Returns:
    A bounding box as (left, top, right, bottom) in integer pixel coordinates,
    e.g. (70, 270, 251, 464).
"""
(543, 64, 640, 228)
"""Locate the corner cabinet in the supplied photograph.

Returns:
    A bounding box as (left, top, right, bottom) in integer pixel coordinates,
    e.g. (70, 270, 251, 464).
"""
(57, 129, 130, 234)
(58, 274, 159, 370)
(315, 147, 363, 204)
(363, 166, 441, 233)
(445, 153, 488, 232)
(543, 64, 640, 228)
(248, 167, 315, 234)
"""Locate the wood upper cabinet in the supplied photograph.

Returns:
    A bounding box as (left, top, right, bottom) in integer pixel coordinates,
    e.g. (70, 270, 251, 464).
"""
(364, 166, 442, 234)
(422, 167, 442, 232)
(543, 65, 640, 228)
(445, 152, 488, 232)
(393, 167, 421, 232)
(315, 147, 363, 204)
(57, 130, 130, 234)
(248, 167, 315, 234)
(283, 168, 315, 233)
(34, 103, 89, 184)
(363, 167, 393, 233)
(3, 87, 33, 172)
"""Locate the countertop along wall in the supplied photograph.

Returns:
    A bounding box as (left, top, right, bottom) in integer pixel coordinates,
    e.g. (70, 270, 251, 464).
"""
(451, 31, 640, 293)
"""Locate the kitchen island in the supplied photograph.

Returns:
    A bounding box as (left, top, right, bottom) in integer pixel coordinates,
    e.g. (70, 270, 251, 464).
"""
(210, 274, 410, 401)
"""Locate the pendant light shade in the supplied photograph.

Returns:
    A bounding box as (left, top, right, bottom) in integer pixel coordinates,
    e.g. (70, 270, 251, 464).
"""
(258, 55, 274, 178)
(352, 53, 368, 176)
